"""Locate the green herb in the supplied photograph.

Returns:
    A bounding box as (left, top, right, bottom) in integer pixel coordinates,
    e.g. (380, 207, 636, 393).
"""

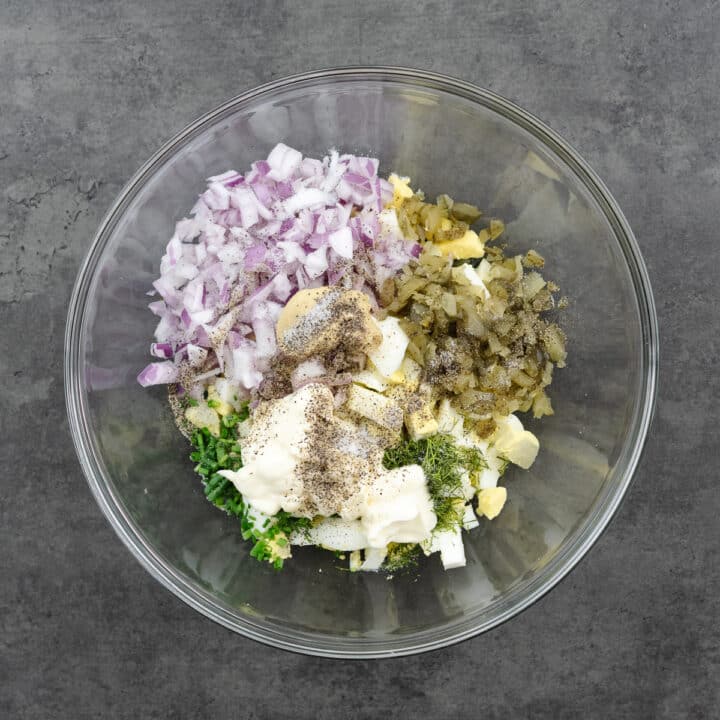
(189, 410, 246, 514)
(432, 497, 465, 531)
(497, 456, 510, 476)
(189, 403, 309, 569)
(383, 433, 486, 532)
(273, 510, 311, 541)
(458, 446, 488, 475)
(383, 542, 422, 572)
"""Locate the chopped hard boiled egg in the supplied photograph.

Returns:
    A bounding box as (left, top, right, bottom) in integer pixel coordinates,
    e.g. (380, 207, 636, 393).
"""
(405, 404, 439, 440)
(206, 384, 234, 417)
(352, 368, 389, 392)
(462, 504, 480, 530)
(346, 384, 404, 430)
(435, 229, 485, 259)
(400, 356, 423, 391)
(266, 535, 292, 561)
(349, 550, 363, 571)
(213, 378, 244, 411)
(388, 173, 414, 207)
(185, 402, 221, 436)
(367, 316, 410, 378)
(436, 398, 465, 438)
(493, 414, 540, 469)
(451, 262, 490, 299)
(423, 527, 466, 569)
(476, 486, 507, 519)
(360, 547, 388, 571)
(475, 461, 501, 490)
(388, 369, 405, 385)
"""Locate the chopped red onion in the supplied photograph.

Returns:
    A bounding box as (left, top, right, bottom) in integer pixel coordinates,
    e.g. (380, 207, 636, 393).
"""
(137, 360, 179, 387)
(138, 145, 418, 393)
(328, 227, 353, 259)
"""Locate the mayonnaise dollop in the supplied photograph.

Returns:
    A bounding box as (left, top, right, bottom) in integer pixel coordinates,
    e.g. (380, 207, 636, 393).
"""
(361, 464, 435, 547)
(218, 386, 314, 516)
(219, 383, 437, 546)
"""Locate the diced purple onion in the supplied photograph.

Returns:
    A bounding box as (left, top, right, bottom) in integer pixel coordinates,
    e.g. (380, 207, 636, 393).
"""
(139, 144, 418, 395)
(137, 360, 179, 387)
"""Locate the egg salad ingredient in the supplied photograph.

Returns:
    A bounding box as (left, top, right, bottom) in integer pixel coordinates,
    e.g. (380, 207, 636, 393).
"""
(139, 146, 567, 574)
(188, 404, 310, 568)
(344, 384, 404, 431)
(218, 383, 436, 546)
(492, 414, 539, 469)
(385, 186, 567, 437)
(366, 316, 410, 378)
(476, 487, 508, 520)
(137, 145, 420, 400)
(383, 434, 487, 532)
(276, 287, 382, 360)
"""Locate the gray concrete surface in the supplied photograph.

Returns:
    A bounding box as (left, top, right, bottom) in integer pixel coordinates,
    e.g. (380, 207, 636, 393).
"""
(1, 1, 717, 718)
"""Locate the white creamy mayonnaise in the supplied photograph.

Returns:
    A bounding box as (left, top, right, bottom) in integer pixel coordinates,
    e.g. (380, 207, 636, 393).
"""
(219, 383, 437, 547)
(218, 385, 313, 516)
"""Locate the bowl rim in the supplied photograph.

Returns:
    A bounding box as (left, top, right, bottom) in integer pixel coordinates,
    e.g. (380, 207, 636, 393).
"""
(65, 65, 659, 658)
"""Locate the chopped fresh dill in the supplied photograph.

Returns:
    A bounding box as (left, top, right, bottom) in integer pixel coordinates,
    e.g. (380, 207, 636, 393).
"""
(383, 433, 486, 532)
(189, 403, 309, 569)
(381, 434, 488, 571)
(458, 446, 488, 475)
(383, 542, 422, 572)
(433, 497, 465, 531)
(497, 456, 510, 476)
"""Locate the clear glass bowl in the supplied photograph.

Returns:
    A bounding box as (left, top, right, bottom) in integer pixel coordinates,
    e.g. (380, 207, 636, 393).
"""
(65, 67, 658, 657)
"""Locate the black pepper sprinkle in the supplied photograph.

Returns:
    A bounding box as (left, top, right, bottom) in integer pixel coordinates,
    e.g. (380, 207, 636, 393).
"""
(245, 384, 393, 518)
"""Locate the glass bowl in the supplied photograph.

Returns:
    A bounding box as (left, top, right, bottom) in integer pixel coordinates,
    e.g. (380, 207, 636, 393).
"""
(65, 67, 658, 658)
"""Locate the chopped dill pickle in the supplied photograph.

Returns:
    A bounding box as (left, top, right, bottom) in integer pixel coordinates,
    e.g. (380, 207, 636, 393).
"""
(386, 185, 567, 425)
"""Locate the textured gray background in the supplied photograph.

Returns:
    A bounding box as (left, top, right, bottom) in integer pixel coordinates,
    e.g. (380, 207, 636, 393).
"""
(1, 1, 717, 718)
